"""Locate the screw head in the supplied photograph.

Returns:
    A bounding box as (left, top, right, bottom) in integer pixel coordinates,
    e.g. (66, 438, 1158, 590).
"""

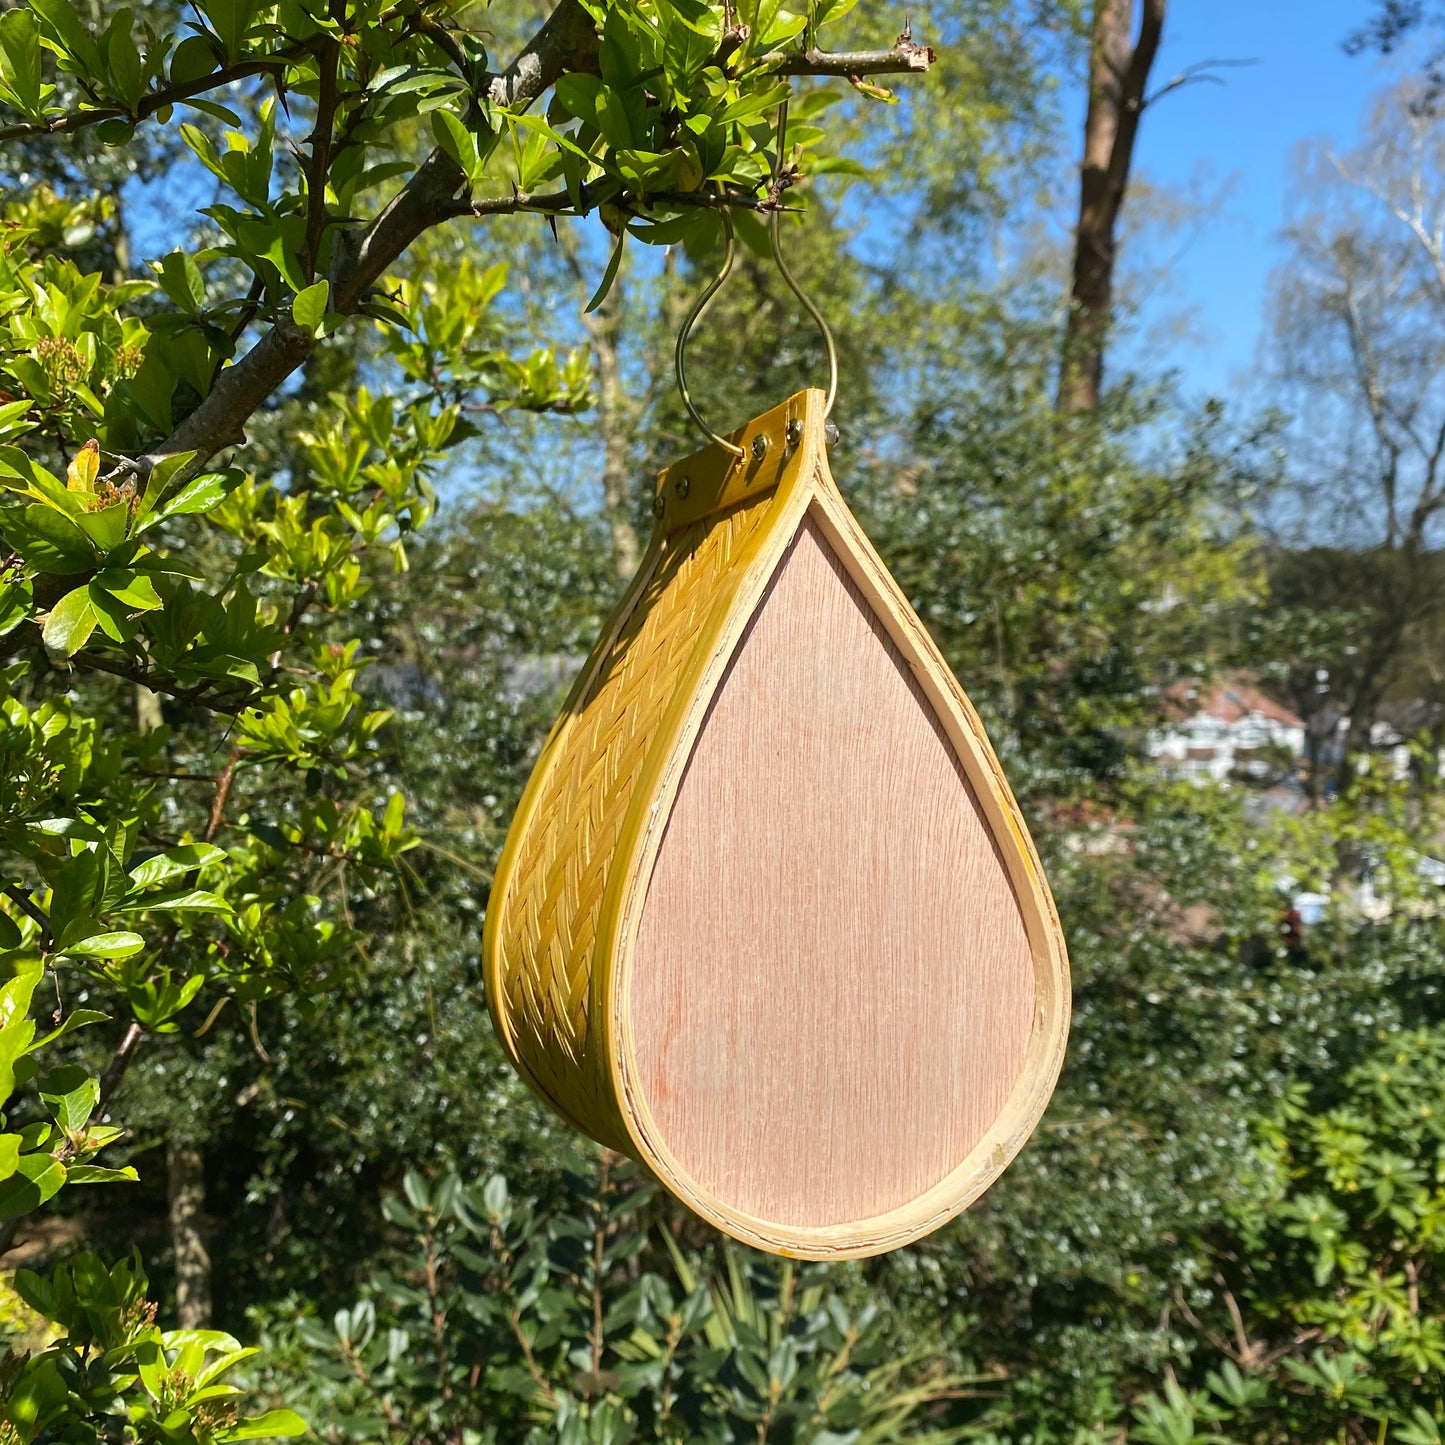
(824, 421, 839, 448)
(674, 474, 691, 499)
(750, 434, 769, 462)
(785, 419, 803, 450)
(651, 494, 665, 518)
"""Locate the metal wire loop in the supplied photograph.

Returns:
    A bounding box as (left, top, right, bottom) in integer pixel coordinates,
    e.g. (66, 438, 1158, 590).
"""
(674, 206, 745, 457)
(768, 204, 838, 420)
(672, 101, 840, 454)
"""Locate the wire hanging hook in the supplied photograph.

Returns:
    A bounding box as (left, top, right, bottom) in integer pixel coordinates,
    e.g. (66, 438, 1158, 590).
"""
(768, 98, 838, 420)
(674, 204, 746, 457)
(672, 100, 840, 453)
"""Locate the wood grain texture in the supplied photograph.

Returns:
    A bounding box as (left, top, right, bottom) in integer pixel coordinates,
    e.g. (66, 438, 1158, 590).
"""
(628, 516, 1037, 1228)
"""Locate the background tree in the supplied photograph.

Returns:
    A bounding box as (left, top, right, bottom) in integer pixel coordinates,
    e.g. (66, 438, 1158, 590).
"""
(1268, 80, 1445, 786)
(1058, 0, 1166, 412)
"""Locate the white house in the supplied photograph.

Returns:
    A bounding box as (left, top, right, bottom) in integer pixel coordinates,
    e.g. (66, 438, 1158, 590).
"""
(1149, 680, 1306, 783)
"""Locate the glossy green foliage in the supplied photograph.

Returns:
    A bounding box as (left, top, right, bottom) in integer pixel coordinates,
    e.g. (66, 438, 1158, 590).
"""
(263, 1161, 978, 1444)
(1128, 1024, 1445, 1442)
(871, 776, 1445, 1442)
(2, 5, 1440, 1445)
(3, 1251, 304, 1443)
(0, 962, 128, 1226)
(0, 952, 302, 1439)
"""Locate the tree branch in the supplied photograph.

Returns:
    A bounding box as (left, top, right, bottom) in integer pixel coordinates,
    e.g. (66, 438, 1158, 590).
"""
(773, 34, 936, 76)
(1, 885, 52, 949)
(1143, 56, 1257, 109)
(300, 25, 343, 283)
(136, 0, 935, 482)
(99, 1021, 145, 1105)
(0, 47, 311, 143)
(455, 183, 783, 220)
(69, 648, 253, 715)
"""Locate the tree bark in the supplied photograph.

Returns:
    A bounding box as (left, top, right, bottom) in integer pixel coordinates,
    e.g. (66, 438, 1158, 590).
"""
(1058, 0, 1167, 413)
(168, 1141, 212, 1328)
(585, 293, 643, 584)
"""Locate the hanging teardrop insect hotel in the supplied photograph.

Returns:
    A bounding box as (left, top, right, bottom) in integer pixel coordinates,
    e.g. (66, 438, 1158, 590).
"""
(483, 182, 1069, 1260)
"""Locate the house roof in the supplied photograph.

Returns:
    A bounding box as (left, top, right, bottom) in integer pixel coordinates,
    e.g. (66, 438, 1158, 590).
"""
(1164, 678, 1304, 731)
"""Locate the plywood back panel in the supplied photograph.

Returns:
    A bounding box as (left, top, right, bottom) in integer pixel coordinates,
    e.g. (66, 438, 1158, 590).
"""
(629, 513, 1037, 1228)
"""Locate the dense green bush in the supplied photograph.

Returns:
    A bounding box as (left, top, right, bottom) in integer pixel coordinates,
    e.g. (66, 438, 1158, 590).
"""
(261, 1162, 979, 1445)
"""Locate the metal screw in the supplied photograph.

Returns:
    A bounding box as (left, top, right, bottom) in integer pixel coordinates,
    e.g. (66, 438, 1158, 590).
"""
(674, 474, 691, 499)
(785, 419, 803, 450)
(651, 494, 665, 519)
(824, 421, 839, 447)
(750, 434, 769, 462)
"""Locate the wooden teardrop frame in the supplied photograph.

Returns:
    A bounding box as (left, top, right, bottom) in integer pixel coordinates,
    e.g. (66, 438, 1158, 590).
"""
(483, 388, 1070, 1259)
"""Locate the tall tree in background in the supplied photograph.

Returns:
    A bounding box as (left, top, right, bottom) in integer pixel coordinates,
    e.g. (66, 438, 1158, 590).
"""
(1269, 81, 1445, 784)
(1058, 0, 1167, 412)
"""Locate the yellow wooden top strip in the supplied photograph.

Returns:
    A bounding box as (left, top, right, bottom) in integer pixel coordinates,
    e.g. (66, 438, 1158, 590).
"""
(655, 391, 818, 534)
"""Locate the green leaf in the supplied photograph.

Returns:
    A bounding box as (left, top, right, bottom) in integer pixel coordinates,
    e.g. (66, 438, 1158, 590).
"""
(135, 449, 199, 522)
(221, 1409, 308, 1440)
(292, 280, 329, 332)
(587, 228, 626, 313)
(119, 888, 229, 914)
(101, 8, 142, 111)
(1, 504, 95, 571)
(0, 1152, 67, 1220)
(0, 9, 45, 116)
(66, 1164, 139, 1184)
(88, 586, 142, 644)
(41, 586, 99, 659)
(29, 1009, 108, 1052)
(157, 251, 207, 314)
(169, 32, 217, 83)
(29, 0, 103, 76)
(429, 110, 481, 180)
(129, 845, 225, 890)
(197, 0, 259, 58)
(138, 470, 241, 530)
(0, 399, 36, 442)
(0, 444, 77, 510)
(61, 931, 146, 960)
(38, 1064, 99, 1132)
(74, 499, 131, 550)
(93, 569, 162, 609)
(0, 578, 32, 637)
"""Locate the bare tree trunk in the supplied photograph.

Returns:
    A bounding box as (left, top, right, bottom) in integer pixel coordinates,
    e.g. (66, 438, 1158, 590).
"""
(584, 292, 642, 584)
(1058, 0, 1167, 413)
(168, 1140, 212, 1328)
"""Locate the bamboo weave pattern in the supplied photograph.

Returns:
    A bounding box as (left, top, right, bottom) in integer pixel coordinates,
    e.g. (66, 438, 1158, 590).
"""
(494, 490, 778, 1148)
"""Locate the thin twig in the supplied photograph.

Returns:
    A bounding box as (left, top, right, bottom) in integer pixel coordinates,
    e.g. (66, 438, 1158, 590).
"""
(70, 649, 252, 715)
(0, 46, 312, 142)
(301, 23, 343, 282)
(205, 749, 243, 843)
(772, 35, 936, 75)
(99, 1022, 145, 1105)
(508, 1309, 559, 1406)
(2, 885, 53, 949)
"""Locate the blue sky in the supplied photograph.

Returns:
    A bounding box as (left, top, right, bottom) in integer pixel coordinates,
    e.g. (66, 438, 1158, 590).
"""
(1090, 0, 1391, 403)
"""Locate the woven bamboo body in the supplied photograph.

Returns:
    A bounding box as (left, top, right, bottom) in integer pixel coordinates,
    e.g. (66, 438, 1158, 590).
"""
(483, 389, 1069, 1258)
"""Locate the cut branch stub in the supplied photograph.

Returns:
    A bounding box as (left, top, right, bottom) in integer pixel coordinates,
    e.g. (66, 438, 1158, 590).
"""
(483, 390, 1070, 1258)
